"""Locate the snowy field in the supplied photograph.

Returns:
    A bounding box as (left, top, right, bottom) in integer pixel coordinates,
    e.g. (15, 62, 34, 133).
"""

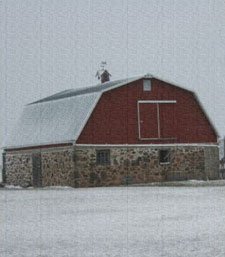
(1, 185, 225, 257)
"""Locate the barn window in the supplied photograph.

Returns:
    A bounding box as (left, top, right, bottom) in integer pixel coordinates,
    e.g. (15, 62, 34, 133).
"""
(159, 149, 171, 164)
(96, 150, 110, 165)
(143, 79, 151, 91)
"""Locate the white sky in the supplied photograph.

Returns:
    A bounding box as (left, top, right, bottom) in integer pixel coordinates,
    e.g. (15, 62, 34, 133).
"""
(1, 0, 225, 155)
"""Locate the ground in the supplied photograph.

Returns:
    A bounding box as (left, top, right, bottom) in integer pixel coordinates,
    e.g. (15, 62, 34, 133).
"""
(0, 183, 225, 257)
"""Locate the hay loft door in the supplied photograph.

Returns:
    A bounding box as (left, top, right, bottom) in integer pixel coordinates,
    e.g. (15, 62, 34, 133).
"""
(137, 100, 177, 140)
(138, 103, 158, 139)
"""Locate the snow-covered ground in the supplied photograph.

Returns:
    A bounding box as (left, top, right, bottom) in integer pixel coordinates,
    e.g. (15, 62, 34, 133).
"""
(1, 185, 225, 257)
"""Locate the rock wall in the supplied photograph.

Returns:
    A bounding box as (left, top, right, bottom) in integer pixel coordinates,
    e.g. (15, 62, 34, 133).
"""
(5, 152, 33, 187)
(204, 146, 220, 179)
(74, 146, 211, 187)
(41, 149, 74, 186)
(4, 145, 220, 187)
(4, 147, 75, 187)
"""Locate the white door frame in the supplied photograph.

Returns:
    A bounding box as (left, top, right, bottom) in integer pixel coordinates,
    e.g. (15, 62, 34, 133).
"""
(137, 100, 177, 140)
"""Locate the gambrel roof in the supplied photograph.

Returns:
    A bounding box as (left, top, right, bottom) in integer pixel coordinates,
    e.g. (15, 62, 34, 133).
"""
(5, 77, 140, 148)
(5, 74, 219, 149)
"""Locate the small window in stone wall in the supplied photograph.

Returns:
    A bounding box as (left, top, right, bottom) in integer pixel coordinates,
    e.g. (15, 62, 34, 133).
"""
(96, 150, 110, 165)
(159, 149, 171, 164)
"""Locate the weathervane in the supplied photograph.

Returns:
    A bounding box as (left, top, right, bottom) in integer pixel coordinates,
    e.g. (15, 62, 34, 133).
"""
(95, 61, 111, 83)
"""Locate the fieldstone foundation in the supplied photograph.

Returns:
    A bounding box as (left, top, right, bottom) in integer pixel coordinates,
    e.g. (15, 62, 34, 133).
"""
(3, 145, 220, 187)
(4, 153, 33, 187)
(41, 149, 74, 186)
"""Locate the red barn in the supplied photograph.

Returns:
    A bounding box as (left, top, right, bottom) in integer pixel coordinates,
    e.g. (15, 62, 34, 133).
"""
(3, 74, 220, 187)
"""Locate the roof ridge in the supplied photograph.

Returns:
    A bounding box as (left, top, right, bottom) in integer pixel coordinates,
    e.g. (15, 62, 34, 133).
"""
(29, 77, 141, 105)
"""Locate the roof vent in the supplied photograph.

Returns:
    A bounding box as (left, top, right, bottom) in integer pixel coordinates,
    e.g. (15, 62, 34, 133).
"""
(96, 61, 111, 83)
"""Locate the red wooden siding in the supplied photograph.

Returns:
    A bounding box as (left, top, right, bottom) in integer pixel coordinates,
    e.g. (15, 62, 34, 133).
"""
(160, 103, 176, 139)
(139, 103, 158, 139)
(77, 79, 217, 144)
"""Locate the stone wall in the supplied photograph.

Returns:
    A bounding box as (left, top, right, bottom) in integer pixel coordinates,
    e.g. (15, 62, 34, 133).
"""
(4, 147, 75, 187)
(74, 145, 213, 187)
(4, 145, 220, 187)
(5, 152, 33, 187)
(204, 147, 220, 179)
(41, 149, 74, 186)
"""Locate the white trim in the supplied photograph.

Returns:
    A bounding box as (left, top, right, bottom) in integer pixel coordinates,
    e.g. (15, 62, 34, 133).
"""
(137, 100, 177, 140)
(3, 140, 75, 150)
(5, 145, 74, 154)
(137, 101, 141, 139)
(138, 100, 177, 104)
(5, 143, 218, 151)
(139, 137, 177, 141)
(75, 143, 219, 148)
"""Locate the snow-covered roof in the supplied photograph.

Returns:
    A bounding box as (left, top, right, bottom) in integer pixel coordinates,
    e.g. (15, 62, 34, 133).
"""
(5, 93, 101, 148)
(5, 77, 140, 148)
(30, 77, 139, 105)
(5, 74, 219, 149)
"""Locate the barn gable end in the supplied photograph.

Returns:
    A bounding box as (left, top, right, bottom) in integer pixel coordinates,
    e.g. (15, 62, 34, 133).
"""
(77, 78, 217, 144)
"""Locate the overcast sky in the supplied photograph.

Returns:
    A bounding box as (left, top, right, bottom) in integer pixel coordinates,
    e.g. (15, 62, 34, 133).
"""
(1, 0, 225, 154)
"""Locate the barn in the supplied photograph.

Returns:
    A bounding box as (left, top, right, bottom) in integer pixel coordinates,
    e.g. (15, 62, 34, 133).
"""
(2, 74, 220, 187)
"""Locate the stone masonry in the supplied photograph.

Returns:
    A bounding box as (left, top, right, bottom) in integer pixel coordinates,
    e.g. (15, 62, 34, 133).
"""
(74, 145, 219, 187)
(3, 145, 220, 187)
(4, 152, 33, 187)
(41, 149, 74, 187)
